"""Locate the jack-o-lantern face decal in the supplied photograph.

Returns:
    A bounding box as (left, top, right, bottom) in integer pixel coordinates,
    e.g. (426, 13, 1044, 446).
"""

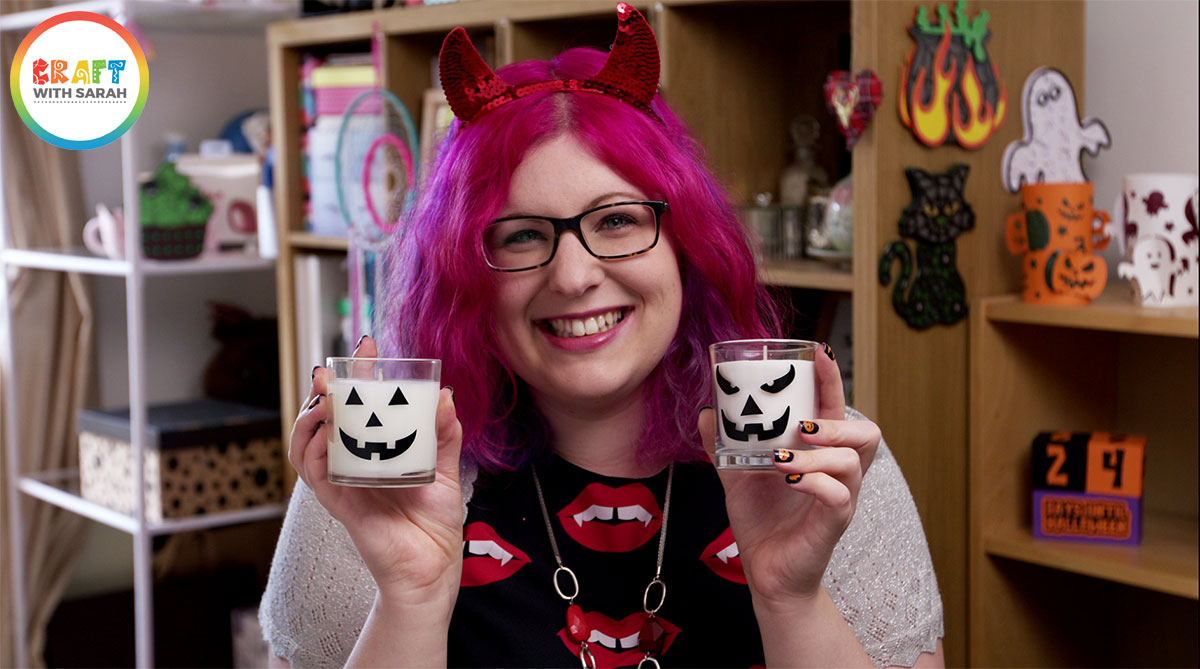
(1046, 249, 1106, 299)
(336, 383, 418, 460)
(715, 361, 800, 443)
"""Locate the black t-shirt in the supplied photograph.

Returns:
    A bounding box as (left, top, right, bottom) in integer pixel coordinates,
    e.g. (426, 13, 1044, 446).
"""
(449, 454, 765, 668)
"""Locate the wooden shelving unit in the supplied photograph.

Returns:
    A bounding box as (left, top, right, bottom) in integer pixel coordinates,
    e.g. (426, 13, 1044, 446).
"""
(266, 3, 1096, 663)
(983, 511, 1197, 600)
(969, 292, 1198, 666)
(759, 258, 852, 293)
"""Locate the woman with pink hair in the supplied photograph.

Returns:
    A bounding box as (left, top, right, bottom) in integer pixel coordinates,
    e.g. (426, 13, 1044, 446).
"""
(261, 5, 943, 667)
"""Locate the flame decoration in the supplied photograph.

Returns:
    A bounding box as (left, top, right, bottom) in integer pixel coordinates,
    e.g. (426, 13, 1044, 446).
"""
(899, 0, 1006, 149)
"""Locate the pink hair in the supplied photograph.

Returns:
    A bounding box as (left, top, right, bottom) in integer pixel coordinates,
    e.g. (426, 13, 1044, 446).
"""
(381, 47, 781, 473)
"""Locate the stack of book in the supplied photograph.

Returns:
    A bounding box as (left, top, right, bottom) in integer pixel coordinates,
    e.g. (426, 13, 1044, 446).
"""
(300, 53, 382, 237)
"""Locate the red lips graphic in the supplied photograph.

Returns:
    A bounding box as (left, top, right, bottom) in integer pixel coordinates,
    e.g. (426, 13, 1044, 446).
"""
(556, 611, 680, 668)
(461, 522, 530, 587)
(557, 482, 663, 552)
(700, 526, 747, 584)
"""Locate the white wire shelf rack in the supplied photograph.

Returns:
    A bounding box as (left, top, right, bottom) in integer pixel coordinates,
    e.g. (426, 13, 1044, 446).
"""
(18, 469, 286, 536)
(1, 247, 275, 277)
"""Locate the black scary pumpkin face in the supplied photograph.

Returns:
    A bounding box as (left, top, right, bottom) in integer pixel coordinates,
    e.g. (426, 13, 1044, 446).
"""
(334, 382, 418, 461)
(1056, 196, 1086, 222)
(714, 361, 810, 444)
(1047, 249, 1105, 298)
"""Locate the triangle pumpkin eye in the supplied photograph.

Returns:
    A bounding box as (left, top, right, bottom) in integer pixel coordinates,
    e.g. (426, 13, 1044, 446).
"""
(389, 387, 409, 406)
(346, 387, 363, 405)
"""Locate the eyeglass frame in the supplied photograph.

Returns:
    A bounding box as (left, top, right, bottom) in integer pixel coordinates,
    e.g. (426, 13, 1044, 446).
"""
(482, 200, 669, 272)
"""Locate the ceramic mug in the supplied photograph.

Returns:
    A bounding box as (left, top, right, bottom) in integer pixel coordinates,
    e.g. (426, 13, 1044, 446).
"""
(1005, 182, 1110, 305)
(82, 204, 125, 260)
(1113, 173, 1199, 307)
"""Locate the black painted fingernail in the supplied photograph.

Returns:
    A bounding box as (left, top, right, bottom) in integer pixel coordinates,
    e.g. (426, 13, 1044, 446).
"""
(773, 449, 793, 463)
(800, 420, 819, 435)
(355, 334, 368, 350)
(785, 473, 804, 484)
(698, 405, 712, 417)
(444, 385, 454, 401)
(311, 365, 319, 380)
(824, 343, 836, 361)
(307, 394, 324, 411)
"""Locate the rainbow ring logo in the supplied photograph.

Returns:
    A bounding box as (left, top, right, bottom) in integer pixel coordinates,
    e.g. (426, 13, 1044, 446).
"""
(9, 11, 148, 150)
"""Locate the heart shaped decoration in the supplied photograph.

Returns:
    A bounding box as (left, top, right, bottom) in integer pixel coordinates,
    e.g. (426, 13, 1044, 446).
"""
(824, 70, 882, 149)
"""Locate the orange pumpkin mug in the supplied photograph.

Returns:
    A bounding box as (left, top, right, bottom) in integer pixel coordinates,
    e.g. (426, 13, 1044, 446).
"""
(1006, 182, 1110, 305)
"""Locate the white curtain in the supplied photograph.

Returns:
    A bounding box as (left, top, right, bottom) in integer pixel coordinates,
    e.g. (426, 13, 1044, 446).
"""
(1, 3, 95, 665)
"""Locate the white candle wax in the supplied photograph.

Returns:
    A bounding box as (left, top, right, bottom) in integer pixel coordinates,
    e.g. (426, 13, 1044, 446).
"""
(327, 378, 439, 483)
(713, 359, 815, 449)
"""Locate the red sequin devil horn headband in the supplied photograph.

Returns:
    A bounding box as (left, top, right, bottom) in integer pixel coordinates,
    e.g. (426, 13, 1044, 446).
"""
(438, 2, 662, 125)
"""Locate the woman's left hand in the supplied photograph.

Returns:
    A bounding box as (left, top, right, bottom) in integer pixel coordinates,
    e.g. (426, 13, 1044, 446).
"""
(698, 343, 881, 609)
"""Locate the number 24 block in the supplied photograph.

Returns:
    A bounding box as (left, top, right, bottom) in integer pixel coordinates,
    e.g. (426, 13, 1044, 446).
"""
(1031, 431, 1146, 546)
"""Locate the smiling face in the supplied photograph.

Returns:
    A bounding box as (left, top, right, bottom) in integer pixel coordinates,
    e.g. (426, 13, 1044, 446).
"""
(331, 379, 423, 461)
(491, 134, 683, 412)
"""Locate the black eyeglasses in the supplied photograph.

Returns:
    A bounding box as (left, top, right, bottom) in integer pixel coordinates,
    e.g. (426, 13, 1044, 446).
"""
(482, 200, 668, 272)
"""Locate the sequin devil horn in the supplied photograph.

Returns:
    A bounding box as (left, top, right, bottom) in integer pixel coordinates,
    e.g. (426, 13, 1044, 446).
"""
(438, 2, 661, 125)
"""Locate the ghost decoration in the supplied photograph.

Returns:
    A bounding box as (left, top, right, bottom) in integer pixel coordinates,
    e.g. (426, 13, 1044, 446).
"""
(714, 360, 814, 449)
(1118, 236, 1178, 305)
(1002, 67, 1111, 193)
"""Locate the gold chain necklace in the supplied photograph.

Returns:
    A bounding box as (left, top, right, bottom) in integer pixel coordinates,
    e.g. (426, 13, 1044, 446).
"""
(531, 463, 675, 669)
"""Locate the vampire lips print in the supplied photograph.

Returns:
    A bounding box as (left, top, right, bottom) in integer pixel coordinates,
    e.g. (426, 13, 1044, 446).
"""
(556, 611, 680, 668)
(461, 522, 530, 587)
(700, 526, 747, 584)
(557, 482, 663, 552)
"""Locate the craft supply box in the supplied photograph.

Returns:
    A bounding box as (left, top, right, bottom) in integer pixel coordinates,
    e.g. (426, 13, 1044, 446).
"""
(78, 400, 283, 521)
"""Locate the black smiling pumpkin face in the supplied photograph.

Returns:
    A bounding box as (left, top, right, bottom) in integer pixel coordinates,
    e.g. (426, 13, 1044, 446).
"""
(714, 360, 813, 445)
(334, 382, 419, 461)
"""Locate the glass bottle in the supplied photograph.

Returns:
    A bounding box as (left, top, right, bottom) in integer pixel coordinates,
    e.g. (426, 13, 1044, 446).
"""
(779, 116, 828, 258)
(778, 115, 828, 207)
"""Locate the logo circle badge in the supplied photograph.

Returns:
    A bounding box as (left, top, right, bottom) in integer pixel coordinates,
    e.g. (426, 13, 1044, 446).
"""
(8, 11, 148, 150)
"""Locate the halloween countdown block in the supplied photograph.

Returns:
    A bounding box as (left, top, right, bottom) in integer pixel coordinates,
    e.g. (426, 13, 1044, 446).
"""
(879, 164, 974, 329)
(709, 339, 817, 470)
(78, 400, 283, 521)
(326, 357, 441, 487)
(1031, 431, 1146, 546)
(899, 0, 1007, 149)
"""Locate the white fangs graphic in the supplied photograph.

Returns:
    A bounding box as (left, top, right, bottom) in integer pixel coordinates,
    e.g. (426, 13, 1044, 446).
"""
(571, 503, 653, 527)
(714, 541, 740, 564)
(465, 539, 514, 566)
(587, 629, 642, 650)
(548, 309, 624, 338)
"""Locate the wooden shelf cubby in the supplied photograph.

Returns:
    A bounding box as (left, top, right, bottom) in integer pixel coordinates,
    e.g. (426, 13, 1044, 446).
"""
(970, 292, 1198, 666)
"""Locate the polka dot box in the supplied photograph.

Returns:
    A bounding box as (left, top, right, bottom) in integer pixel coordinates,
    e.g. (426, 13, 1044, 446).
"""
(78, 400, 283, 521)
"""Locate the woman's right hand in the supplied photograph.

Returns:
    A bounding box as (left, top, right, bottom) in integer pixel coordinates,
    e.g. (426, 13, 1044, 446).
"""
(289, 335, 465, 610)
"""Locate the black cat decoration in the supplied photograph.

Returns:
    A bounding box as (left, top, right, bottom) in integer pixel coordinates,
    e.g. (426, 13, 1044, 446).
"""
(878, 165, 974, 330)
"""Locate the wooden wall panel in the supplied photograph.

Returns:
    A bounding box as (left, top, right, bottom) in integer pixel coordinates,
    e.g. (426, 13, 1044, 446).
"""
(854, 2, 1086, 665)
